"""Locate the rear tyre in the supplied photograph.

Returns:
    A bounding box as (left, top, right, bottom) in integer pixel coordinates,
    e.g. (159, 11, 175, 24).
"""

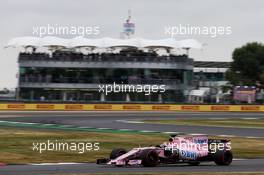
(110, 148, 127, 159)
(140, 149, 159, 167)
(214, 150, 233, 166)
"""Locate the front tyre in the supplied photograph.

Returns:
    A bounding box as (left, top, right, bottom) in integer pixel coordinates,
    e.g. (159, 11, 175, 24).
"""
(140, 149, 159, 167)
(214, 150, 233, 166)
(110, 148, 127, 159)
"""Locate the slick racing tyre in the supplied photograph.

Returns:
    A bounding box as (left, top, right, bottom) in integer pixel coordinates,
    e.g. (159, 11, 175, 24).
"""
(110, 148, 127, 159)
(140, 149, 159, 167)
(214, 150, 233, 166)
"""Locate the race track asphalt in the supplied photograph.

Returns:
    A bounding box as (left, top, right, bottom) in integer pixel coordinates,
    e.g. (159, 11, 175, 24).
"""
(0, 159, 264, 175)
(0, 111, 263, 137)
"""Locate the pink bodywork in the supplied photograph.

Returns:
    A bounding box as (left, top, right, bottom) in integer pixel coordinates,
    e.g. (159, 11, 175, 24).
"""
(108, 135, 209, 165)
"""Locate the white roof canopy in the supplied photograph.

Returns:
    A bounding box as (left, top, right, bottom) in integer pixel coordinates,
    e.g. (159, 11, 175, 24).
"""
(6, 36, 202, 50)
(189, 88, 210, 97)
(6, 36, 41, 47)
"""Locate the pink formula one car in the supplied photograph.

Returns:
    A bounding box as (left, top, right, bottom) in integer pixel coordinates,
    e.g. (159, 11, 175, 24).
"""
(97, 134, 233, 167)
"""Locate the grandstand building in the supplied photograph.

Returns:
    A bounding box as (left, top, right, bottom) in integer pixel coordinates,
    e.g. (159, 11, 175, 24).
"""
(8, 37, 203, 103)
(5, 14, 232, 104)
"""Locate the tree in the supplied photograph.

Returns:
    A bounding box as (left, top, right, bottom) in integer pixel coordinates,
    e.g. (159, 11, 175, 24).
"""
(226, 42, 264, 86)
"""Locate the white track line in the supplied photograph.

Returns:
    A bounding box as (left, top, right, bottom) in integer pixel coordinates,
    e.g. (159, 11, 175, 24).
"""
(43, 124, 55, 126)
(78, 126, 92, 129)
(208, 118, 226, 120)
(189, 133, 206, 136)
(140, 130, 156, 133)
(116, 120, 145, 124)
(119, 129, 134, 131)
(60, 125, 73, 127)
(217, 135, 236, 137)
(162, 132, 182, 134)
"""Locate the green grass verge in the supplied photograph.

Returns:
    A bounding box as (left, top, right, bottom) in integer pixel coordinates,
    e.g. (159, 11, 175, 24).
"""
(143, 118, 264, 129)
(0, 127, 166, 164)
(0, 126, 263, 164)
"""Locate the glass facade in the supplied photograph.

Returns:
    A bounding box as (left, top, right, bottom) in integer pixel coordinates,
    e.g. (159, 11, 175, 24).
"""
(19, 67, 189, 84)
(194, 72, 225, 82)
(18, 49, 194, 103)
